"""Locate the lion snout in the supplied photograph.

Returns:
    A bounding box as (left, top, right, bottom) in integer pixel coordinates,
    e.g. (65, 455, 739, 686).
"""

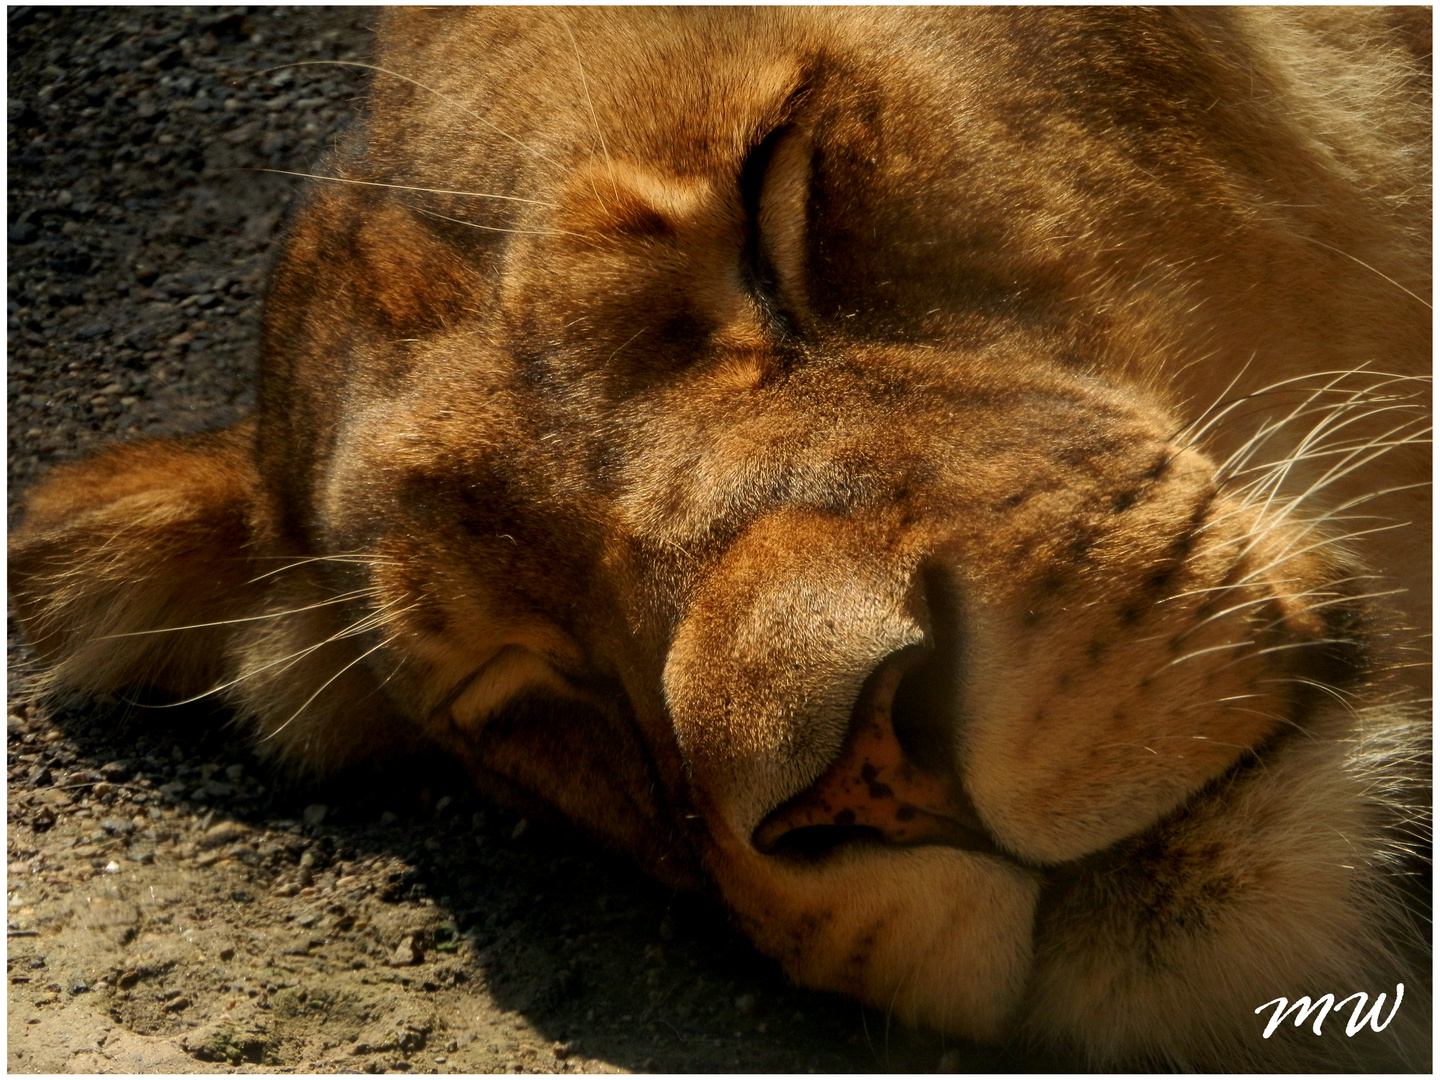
(660, 412, 1320, 867)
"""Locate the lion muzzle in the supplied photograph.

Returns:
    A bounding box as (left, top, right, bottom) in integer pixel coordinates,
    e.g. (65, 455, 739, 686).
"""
(654, 380, 1376, 1040)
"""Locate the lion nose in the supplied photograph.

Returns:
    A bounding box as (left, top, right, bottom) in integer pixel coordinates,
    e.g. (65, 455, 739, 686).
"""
(752, 644, 997, 855)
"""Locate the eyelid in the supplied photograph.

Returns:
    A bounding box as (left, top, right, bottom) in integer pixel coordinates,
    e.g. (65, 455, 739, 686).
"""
(755, 126, 812, 327)
(739, 124, 813, 339)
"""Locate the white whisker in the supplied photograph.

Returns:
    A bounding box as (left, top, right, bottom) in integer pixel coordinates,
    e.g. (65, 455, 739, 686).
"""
(554, 11, 618, 205)
(261, 630, 408, 742)
(246, 552, 398, 585)
(409, 203, 583, 240)
(97, 587, 382, 639)
(1155, 639, 1255, 672)
(156, 597, 413, 708)
(250, 168, 558, 208)
(266, 60, 553, 160)
(1295, 234, 1432, 310)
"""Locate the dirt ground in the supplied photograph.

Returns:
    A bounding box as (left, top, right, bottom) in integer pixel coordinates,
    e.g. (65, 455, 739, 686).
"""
(6, 8, 1065, 1074)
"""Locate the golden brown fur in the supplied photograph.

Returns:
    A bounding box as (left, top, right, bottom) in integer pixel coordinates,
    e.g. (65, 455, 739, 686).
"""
(10, 7, 1430, 1069)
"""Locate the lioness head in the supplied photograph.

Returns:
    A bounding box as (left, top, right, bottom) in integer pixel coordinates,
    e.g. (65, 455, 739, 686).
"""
(10, 7, 1430, 1069)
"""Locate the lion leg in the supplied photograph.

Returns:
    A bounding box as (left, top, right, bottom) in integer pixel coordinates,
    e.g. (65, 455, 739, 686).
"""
(8, 422, 411, 771)
(10, 424, 265, 700)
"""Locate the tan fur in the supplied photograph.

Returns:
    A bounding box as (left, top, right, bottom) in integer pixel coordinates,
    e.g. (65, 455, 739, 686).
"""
(9, 8, 1429, 1068)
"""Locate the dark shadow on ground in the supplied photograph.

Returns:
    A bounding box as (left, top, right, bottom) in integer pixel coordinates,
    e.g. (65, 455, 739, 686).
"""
(12, 664, 1078, 1073)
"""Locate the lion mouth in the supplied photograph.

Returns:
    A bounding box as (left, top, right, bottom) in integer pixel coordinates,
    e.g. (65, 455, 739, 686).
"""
(753, 812, 1002, 860)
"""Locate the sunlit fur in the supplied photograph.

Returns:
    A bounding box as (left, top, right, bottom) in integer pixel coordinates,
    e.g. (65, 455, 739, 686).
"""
(9, 8, 1429, 1069)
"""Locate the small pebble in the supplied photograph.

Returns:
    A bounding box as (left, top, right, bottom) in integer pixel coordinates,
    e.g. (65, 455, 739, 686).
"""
(391, 935, 420, 966)
(199, 820, 250, 849)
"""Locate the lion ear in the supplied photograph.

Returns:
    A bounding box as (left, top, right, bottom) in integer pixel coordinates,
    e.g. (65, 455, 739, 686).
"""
(422, 631, 697, 885)
(446, 642, 583, 731)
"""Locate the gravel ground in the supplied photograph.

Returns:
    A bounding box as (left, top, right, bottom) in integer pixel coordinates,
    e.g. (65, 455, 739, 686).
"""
(6, 8, 1060, 1074)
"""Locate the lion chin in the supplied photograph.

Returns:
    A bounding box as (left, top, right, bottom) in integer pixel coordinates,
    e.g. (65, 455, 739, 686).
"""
(8, 7, 1430, 1071)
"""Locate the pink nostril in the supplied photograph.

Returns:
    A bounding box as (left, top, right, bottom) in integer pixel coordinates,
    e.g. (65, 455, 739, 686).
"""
(752, 647, 995, 855)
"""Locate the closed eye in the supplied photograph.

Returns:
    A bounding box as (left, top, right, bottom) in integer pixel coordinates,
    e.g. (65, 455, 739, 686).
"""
(738, 123, 809, 341)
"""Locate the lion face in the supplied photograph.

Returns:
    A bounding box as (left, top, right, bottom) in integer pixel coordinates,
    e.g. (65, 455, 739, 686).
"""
(11, 7, 1429, 1069)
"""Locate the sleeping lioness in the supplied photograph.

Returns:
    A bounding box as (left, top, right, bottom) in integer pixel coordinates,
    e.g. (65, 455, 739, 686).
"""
(10, 7, 1431, 1070)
